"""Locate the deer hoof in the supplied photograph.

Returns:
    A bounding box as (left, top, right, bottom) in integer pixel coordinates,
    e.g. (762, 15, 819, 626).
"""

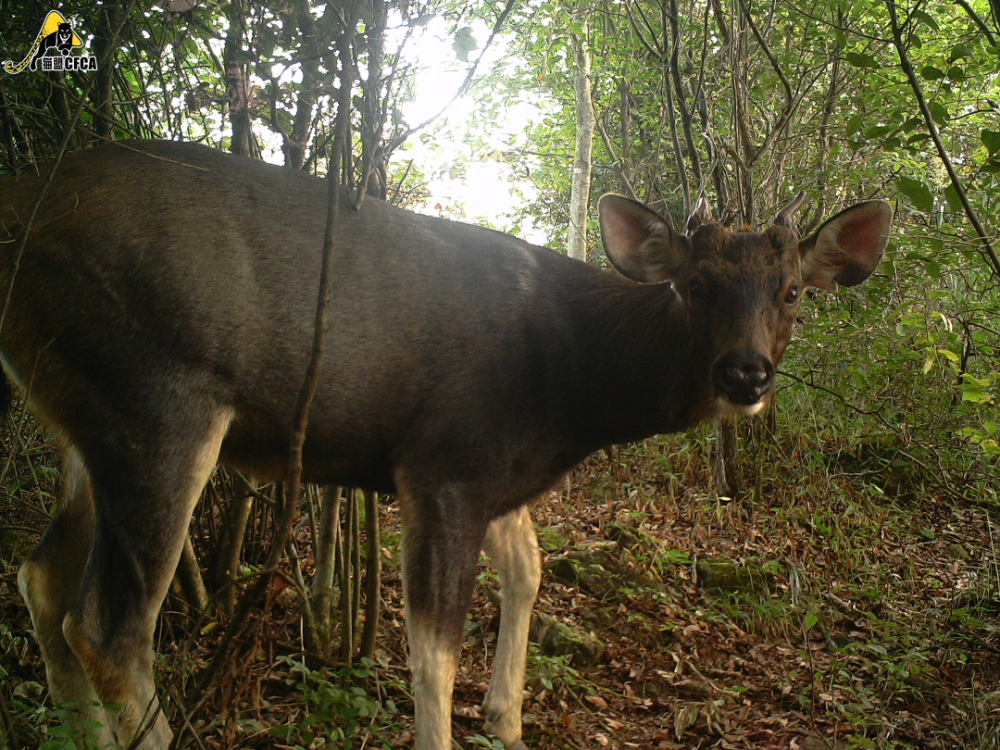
(483, 707, 524, 749)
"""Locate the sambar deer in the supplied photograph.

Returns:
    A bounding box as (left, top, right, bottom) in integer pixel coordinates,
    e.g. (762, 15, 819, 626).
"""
(0, 141, 892, 749)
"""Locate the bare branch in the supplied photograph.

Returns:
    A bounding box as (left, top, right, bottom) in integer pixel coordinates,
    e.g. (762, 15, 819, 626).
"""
(886, 0, 1000, 280)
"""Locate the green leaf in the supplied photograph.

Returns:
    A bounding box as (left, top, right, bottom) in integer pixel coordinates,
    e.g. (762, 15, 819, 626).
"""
(906, 133, 932, 146)
(929, 101, 949, 125)
(452, 26, 478, 62)
(947, 66, 965, 81)
(981, 130, 1000, 155)
(846, 113, 863, 137)
(924, 258, 941, 281)
(944, 184, 964, 212)
(920, 65, 945, 80)
(896, 176, 934, 213)
(962, 372, 992, 388)
(845, 52, 878, 68)
(962, 389, 992, 403)
(47, 726, 80, 738)
(803, 612, 819, 632)
(949, 42, 971, 63)
(912, 9, 940, 31)
(864, 125, 892, 138)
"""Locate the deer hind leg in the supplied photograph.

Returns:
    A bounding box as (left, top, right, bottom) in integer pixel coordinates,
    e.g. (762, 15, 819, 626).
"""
(398, 479, 488, 750)
(18, 445, 116, 747)
(481, 505, 540, 750)
(29, 405, 233, 750)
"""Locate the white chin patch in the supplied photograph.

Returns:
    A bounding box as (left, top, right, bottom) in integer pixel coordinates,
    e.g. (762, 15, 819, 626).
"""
(716, 397, 766, 417)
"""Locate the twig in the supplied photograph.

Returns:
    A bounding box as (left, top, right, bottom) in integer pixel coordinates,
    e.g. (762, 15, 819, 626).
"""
(386, 0, 519, 151)
(182, 0, 362, 735)
(777, 368, 898, 433)
(955, 0, 997, 46)
(886, 0, 1000, 281)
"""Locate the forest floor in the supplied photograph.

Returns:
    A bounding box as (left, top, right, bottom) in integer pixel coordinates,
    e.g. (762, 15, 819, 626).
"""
(2, 423, 1000, 749)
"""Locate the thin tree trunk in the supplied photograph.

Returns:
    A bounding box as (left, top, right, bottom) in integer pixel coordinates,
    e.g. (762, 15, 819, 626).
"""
(667, 0, 703, 191)
(224, 1, 258, 158)
(357, 0, 388, 201)
(339, 488, 357, 661)
(713, 416, 741, 498)
(568, 22, 594, 263)
(92, 0, 120, 140)
(216, 478, 255, 617)
(309, 485, 341, 658)
(285, 0, 320, 169)
(359, 490, 381, 660)
(812, 18, 842, 227)
(618, 82, 634, 192)
(663, 66, 690, 213)
(175, 534, 209, 614)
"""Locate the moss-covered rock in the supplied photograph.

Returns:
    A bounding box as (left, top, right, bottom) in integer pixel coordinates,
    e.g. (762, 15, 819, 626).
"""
(532, 612, 607, 667)
(696, 558, 776, 595)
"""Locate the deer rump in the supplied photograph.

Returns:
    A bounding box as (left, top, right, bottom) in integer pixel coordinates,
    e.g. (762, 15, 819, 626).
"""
(0, 140, 891, 750)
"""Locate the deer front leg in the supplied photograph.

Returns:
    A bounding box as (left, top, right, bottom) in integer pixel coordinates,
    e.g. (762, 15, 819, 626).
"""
(481, 505, 540, 750)
(399, 481, 487, 750)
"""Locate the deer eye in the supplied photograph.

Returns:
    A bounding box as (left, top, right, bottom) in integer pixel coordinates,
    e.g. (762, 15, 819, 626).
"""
(784, 285, 800, 304)
(688, 279, 705, 301)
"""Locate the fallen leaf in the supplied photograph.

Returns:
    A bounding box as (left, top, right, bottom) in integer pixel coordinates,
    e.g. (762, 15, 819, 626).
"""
(586, 694, 609, 710)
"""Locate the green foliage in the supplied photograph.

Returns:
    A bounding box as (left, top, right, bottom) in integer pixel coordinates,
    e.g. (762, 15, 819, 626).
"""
(895, 177, 935, 214)
(35, 705, 106, 750)
(271, 657, 398, 750)
(526, 646, 583, 692)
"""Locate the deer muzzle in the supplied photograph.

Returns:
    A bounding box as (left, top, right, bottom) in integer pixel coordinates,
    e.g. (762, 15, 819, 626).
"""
(711, 348, 775, 411)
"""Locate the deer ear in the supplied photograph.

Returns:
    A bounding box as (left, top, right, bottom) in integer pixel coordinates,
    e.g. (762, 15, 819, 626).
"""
(598, 194, 687, 283)
(800, 200, 892, 290)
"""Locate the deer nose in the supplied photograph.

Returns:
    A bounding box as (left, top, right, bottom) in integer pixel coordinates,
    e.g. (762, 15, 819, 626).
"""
(712, 349, 775, 405)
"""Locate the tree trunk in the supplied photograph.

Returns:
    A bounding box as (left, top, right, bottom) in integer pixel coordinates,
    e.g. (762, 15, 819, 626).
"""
(215, 477, 255, 617)
(285, 0, 320, 169)
(224, 1, 258, 158)
(358, 490, 381, 660)
(309, 485, 341, 659)
(92, 0, 120, 140)
(568, 21, 594, 263)
(713, 416, 742, 499)
(175, 534, 209, 614)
